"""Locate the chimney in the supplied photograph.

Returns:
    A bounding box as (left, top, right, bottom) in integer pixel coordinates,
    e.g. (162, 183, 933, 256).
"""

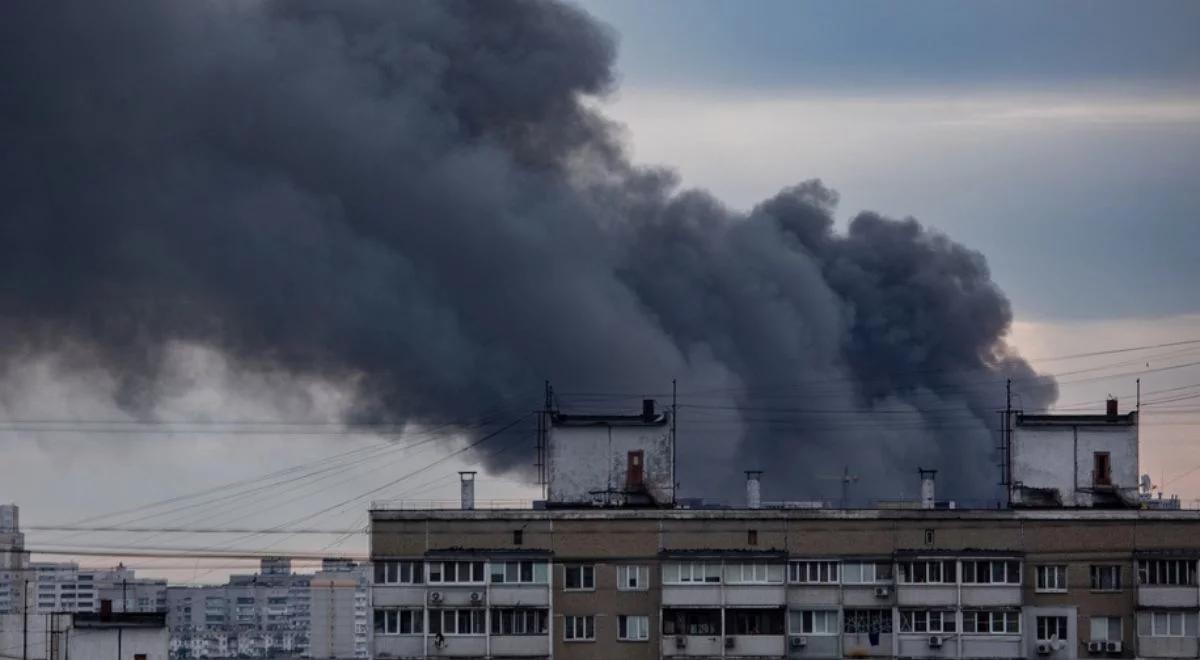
(919, 468, 937, 510)
(459, 471, 476, 511)
(745, 471, 762, 509)
(1106, 397, 1118, 419)
(642, 399, 655, 420)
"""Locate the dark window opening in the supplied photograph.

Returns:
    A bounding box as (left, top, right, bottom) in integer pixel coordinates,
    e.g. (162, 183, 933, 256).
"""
(1093, 452, 1112, 486)
(747, 529, 758, 545)
(513, 530, 523, 545)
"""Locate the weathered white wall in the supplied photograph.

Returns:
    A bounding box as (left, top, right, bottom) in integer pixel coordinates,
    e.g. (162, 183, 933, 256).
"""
(1011, 420, 1138, 507)
(546, 419, 673, 506)
(63, 627, 168, 660)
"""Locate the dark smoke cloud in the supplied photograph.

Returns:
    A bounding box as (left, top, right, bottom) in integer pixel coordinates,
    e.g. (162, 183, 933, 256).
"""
(0, 0, 1055, 502)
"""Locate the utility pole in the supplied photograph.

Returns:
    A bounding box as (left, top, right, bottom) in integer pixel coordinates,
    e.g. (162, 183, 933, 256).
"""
(671, 378, 678, 506)
(23, 578, 28, 660)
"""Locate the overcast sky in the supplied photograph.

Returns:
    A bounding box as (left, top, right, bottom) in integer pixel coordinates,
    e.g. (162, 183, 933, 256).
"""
(3, 0, 1200, 583)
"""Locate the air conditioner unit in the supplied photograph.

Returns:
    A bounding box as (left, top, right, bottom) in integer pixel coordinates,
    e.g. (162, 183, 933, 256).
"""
(427, 591, 442, 604)
(674, 635, 686, 649)
(469, 591, 482, 603)
(928, 635, 944, 648)
(725, 636, 736, 649)
(790, 635, 808, 648)
(1087, 641, 1105, 653)
(1106, 641, 1122, 653)
(873, 586, 891, 597)
(1036, 642, 1052, 655)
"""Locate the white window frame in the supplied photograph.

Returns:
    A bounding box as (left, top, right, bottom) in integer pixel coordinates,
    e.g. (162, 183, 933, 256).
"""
(427, 561, 485, 585)
(429, 609, 486, 636)
(790, 609, 839, 635)
(374, 608, 424, 636)
(563, 565, 595, 591)
(963, 610, 1021, 635)
(788, 561, 839, 584)
(663, 561, 721, 585)
(1090, 616, 1122, 642)
(375, 560, 423, 585)
(1139, 559, 1197, 586)
(489, 560, 549, 584)
(1151, 611, 1186, 638)
(840, 561, 893, 584)
(616, 565, 649, 591)
(1089, 565, 1122, 592)
(1036, 616, 1068, 641)
(617, 614, 649, 641)
(563, 615, 595, 641)
(727, 562, 785, 585)
(961, 560, 1021, 585)
(1035, 565, 1067, 593)
(899, 609, 957, 634)
(489, 608, 548, 636)
(897, 560, 956, 585)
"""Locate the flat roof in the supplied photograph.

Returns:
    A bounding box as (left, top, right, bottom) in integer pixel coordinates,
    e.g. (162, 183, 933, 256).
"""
(371, 507, 1200, 523)
(551, 412, 669, 427)
(1016, 412, 1137, 426)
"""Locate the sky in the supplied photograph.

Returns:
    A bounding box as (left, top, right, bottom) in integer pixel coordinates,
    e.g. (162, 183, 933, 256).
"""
(3, 0, 1200, 584)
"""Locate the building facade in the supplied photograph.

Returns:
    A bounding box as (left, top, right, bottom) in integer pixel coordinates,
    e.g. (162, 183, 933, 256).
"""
(309, 560, 370, 660)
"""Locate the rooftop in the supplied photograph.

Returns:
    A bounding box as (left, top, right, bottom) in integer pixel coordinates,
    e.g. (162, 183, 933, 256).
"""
(1015, 411, 1137, 426)
(73, 612, 166, 629)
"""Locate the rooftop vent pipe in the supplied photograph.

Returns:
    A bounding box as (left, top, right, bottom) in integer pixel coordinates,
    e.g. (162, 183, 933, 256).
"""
(1107, 397, 1118, 419)
(918, 468, 937, 510)
(745, 470, 763, 509)
(459, 471, 476, 511)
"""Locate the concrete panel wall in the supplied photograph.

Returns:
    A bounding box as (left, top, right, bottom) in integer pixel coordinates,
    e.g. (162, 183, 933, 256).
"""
(371, 586, 425, 607)
(726, 634, 785, 656)
(842, 632, 893, 658)
(897, 585, 957, 607)
(787, 634, 840, 658)
(661, 635, 722, 656)
(547, 421, 673, 506)
(961, 585, 1022, 607)
(787, 586, 840, 607)
(1138, 587, 1200, 608)
(1137, 635, 1199, 658)
(725, 585, 786, 607)
(490, 633, 551, 656)
(960, 634, 1022, 658)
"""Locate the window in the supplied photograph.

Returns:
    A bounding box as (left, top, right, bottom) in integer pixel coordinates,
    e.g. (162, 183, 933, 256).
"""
(490, 608, 547, 635)
(844, 609, 893, 634)
(563, 565, 595, 590)
(748, 529, 758, 545)
(663, 561, 721, 584)
(427, 561, 484, 584)
(428, 609, 485, 636)
(618, 615, 649, 641)
(1036, 565, 1067, 592)
(513, 530, 523, 545)
(490, 561, 548, 584)
(1036, 616, 1068, 641)
(963, 610, 1021, 634)
(617, 565, 649, 591)
(790, 610, 838, 635)
(663, 609, 721, 636)
(899, 610, 957, 633)
(897, 560, 957, 584)
(726, 562, 785, 584)
(1150, 612, 1187, 638)
(1138, 559, 1197, 586)
(1090, 616, 1122, 642)
(563, 615, 595, 641)
(961, 560, 1021, 585)
(841, 561, 893, 584)
(373, 609, 424, 635)
(1090, 565, 1121, 591)
(789, 561, 839, 584)
(725, 609, 785, 635)
(374, 561, 423, 584)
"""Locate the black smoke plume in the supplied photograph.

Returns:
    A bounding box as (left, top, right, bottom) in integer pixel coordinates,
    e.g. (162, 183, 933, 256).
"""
(0, 0, 1055, 502)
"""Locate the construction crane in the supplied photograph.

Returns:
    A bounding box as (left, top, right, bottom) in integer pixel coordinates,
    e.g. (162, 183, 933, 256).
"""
(816, 466, 860, 508)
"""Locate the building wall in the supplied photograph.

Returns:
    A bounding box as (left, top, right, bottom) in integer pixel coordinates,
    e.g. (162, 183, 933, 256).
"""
(370, 508, 1200, 660)
(546, 419, 673, 507)
(65, 626, 169, 660)
(1011, 417, 1138, 507)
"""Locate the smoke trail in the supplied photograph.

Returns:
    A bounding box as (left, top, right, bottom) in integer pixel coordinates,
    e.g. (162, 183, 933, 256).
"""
(0, 0, 1054, 501)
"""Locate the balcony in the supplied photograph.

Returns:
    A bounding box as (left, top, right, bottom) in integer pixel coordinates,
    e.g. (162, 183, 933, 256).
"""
(787, 584, 840, 607)
(489, 584, 549, 607)
(790, 634, 842, 658)
(896, 633, 957, 658)
(1138, 636, 1199, 658)
(662, 584, 722, 607)
(896, 585, 957, 607)
(961, 585, 1022, 607)
(960, 634, 1022, 658)
(489, 634, 550, 656)
(1138, 586, 1200, 608)
(841, 632, 893, 658)
(661, 634, 723, 657)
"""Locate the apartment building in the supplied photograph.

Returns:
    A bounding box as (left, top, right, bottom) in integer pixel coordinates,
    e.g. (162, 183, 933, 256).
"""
(309, 559, 370, 660)
(368, 397, 1200, 660)
(29, 562, 167, 615)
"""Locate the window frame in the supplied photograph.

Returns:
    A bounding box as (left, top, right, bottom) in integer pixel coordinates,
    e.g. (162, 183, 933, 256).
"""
(788, 560, 840, 585)
(1036, 616, 1068, 641)
(1151, 611, 1186, 638)
(427, 561, 485, 585)
(662, 561, 722, 585)
(727, 562, 785, 585)
(489, 560, 548, 585)
(840, 561, 893, 585)
(428, 608, 486, 636)
(563, 564, 595, 591)
(373, 608, 424, 636)
(897, 560, 957, 585)
(1089, 565, 1122, 592)
(962, 609, 1021, 635)
(563, 614, 595, 642)
(489, 608, 548, 636)
(374, 560, 424, 585)
(1089, 616, 1122, 642)
(790, 609, 839, 636)
(1138, 559, 1197, 587)
(899, 609, 957, 634)
(616, 565, 649, 591)
(1035, 565, 1068, 593)
(961, 560, 1021, 585)
(617, 614, 650, 641)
